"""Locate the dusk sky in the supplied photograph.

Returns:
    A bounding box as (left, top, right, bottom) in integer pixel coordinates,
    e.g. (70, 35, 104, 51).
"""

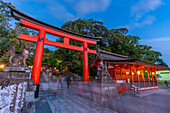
(5, 0, 170, 66)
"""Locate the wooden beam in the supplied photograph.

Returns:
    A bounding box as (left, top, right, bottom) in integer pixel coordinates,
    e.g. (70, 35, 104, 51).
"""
(19, 33, 96, 54)
(21, 19, 97, 45)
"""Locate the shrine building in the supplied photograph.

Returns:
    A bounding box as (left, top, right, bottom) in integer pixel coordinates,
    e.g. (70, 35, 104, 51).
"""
(90, 49, 169, 91)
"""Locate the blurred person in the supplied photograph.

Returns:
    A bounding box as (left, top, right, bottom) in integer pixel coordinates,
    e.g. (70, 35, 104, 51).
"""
(164, 81, 168, 87)
(67, 76, 71, 88)
(70, 77, 73, 83)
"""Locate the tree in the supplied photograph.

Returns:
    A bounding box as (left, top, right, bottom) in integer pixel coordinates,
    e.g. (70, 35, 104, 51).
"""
(0, 1, 37, 65)
(57, 18, 168, 76)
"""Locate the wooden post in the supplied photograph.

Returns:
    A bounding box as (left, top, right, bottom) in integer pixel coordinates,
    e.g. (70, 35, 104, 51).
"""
(120, 69, 122, 80)
(147, 69, 151, 87)
(141, 69, 145, 87)
(126, 69, 128, 80)
(83, 41, 89, 82)
(114, 65, 116, 80)
(150, 69, 155, 86)
(32, 30, 46, 84)
(154, 69, 158, 86)
(136, 69, 140, 88)
(130, 67, 134, 85)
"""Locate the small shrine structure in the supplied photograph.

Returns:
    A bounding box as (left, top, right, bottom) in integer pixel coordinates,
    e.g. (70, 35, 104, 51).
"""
(90, 49, 168, 91)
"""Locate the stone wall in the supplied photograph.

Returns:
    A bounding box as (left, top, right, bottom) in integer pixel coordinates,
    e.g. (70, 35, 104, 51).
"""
(72, 81, 119, 105)
(0, 72, 30, 113)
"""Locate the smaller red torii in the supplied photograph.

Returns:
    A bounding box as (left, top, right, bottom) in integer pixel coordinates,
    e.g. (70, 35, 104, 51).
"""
(7, 4, 102, 85)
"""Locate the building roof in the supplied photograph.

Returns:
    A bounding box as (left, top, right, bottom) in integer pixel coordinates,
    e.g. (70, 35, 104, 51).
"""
(91, 49, 169, 69)
(7, 4, 102, 41)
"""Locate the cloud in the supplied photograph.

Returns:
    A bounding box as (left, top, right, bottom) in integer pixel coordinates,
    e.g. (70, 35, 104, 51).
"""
(119, 15, 156, 30)
(6, 0, 111, 21)
(131, 0, 164, 20)
(119, 0, 163, 29)
(46, 1, 76, 21)
(74, 0, 111, 16)
(147, 37, 170, 42)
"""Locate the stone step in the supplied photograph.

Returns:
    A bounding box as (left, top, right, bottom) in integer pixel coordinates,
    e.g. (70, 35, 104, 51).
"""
(67, 94, 116, 113)
(54, 95, 91, 113)
(66, 94, 101, 113)
(49, 95, 81, 113)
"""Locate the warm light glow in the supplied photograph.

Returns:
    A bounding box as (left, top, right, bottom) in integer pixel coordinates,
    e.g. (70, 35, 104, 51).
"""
(132, 72, 134, 75)
(126, 72, 129, 74)
(0, 64, 5, 68)
(152, 72, 155, 75)
(137, 71, 140, 75)
(28, 66, 33, 69)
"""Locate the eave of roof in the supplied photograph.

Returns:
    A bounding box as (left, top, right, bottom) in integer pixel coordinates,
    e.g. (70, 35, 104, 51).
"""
(97, 49, 130, 59)
(91, 49, 168, 69)
(7, 4, 102, 41)
(104, 59, 168, 69)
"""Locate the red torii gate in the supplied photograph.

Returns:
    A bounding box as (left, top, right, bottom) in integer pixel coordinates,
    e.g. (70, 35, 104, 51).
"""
(7, 4, 101, 85)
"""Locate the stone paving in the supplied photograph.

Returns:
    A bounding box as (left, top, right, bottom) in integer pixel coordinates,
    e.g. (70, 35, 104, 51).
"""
(23, 72, 170, 113)
(136, 89, 169, 97)
(33, 73, 117, 113)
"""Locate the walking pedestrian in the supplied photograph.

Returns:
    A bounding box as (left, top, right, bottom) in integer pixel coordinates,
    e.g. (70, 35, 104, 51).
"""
(70, 77, 73, 83)
(67, 76, 71, 89)
(164, 81, 168, 87)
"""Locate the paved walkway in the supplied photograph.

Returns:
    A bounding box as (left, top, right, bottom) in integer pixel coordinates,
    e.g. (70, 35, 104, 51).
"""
(34, 72, 117, 113)
(24, 72, 170, 113)
(136, 89, 169, 97)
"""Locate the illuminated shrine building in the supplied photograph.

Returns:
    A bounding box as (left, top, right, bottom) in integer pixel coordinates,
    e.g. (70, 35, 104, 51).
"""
(90, 49, 168, 91)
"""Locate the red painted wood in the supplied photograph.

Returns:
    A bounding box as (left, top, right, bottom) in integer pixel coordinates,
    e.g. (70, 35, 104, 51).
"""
(64, 37, 69, 45)
(32, 30, 46, 84)
(83, 42, 89, 82)
(147, 69, 151, 87)
(19, 33, 38, 42)
(45, 38, 83, 52)
(19, 34, 96, 54)
(130, 67, 134, 85)
(141, 69, 146, 87)
(136, 69, 140, 88)
(21, 19, 97, 45)
(150, 69, 155, 86)
(154, 70, 158, 86)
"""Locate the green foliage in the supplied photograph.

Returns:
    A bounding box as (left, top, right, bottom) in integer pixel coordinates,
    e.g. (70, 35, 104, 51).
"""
(0, 1, 37, 64)
(42, 48, 61, 67)
(56, 18, 168, 76)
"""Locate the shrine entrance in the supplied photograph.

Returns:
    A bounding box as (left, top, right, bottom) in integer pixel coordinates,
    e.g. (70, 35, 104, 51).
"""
(7, 5, 101, 85)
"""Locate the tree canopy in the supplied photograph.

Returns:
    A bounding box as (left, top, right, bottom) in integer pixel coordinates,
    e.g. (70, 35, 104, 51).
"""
(54, 18, 168, 76)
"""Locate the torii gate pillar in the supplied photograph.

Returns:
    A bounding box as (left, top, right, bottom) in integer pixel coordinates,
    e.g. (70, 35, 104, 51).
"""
(83, 42, 89, 82)
(31, 30, 46, 84)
